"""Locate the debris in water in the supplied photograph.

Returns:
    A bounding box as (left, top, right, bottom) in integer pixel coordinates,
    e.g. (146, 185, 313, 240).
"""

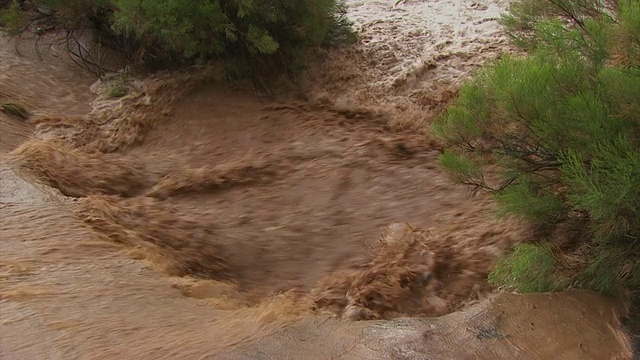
(1, 102, 30, 120)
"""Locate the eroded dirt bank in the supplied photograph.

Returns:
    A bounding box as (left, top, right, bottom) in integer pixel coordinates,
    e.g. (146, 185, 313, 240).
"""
(0, 0, 636, 358)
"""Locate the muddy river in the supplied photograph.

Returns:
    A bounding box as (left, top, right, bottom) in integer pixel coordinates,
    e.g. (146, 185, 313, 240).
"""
(0, 0, 635, 359)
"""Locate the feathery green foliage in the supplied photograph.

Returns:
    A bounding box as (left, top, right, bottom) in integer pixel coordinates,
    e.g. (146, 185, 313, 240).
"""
(488, 243, 564, 292)
(434, 0, 640, 295)
(0, 0, 27, 32)
(2, 0, 355, 82)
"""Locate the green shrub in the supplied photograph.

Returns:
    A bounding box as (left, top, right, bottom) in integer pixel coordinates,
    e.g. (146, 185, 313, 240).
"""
(112, 0, 343, 56)
(105, 72, 128, 98)
(107, 84, 127, 98)
(488, 243, 564, 293)
(433, 0, 640, 295)
(0, 0, 27, 33)
(5, 0, 354, 82)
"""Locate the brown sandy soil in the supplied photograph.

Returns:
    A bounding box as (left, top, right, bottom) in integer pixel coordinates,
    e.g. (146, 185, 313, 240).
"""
(0, 6, 636, 359)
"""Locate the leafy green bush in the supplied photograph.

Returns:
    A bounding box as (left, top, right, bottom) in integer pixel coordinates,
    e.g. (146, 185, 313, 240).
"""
(4, 0, 354, 81)
(433, 0, 640, 295)
(113, 1, 346, 57)
(0, 0, 27, 32)
(488, 243, 564, 293)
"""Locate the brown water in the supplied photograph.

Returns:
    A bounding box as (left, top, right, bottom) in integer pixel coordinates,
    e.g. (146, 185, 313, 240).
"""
(0, 30, 635, 360)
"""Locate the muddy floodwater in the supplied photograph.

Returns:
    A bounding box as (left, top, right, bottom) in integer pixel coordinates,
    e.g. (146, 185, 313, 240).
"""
(0, 0, 636, 359)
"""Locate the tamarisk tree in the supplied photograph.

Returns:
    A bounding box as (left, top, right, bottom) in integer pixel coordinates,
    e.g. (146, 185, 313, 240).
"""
(433, 0, 640, 294)
(1, 0, 354, 81)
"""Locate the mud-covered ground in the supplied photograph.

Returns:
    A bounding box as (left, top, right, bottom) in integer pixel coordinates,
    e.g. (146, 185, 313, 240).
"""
(0, 0, 636, 359)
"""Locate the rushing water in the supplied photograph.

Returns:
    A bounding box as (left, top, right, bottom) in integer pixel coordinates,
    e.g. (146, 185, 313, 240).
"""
(0, 1, 635, 357)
